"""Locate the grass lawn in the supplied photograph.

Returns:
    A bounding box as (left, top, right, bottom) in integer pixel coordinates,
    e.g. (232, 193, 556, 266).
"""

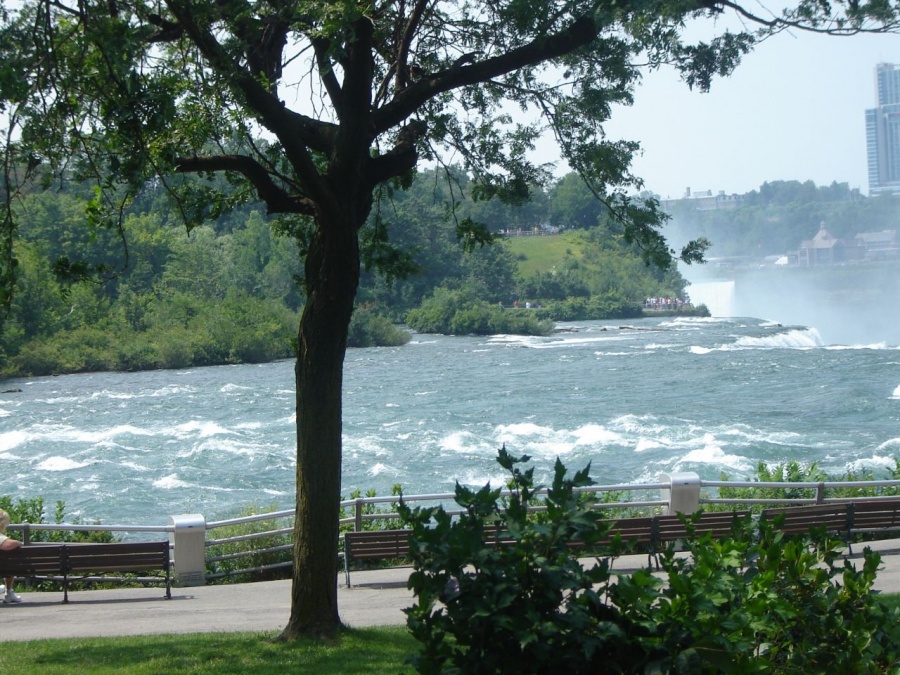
(502, 232, 584, 277)
(3, 594, 898, 673)
(0, 627, 417, 675)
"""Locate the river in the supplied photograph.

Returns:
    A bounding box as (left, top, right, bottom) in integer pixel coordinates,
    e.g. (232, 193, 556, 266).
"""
(2, 306, 899, 525)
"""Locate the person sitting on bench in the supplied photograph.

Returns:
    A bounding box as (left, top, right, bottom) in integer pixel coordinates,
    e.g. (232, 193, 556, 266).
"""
(0, 509, 23, 603)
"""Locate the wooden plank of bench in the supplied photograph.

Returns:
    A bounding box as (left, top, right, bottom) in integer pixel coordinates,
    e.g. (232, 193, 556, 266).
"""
(760, 503, 851, 537)
(64, 541, 170, 570)
(848, 499, 900, 532)
(655, 510, 751, 544)
(0, 544, 66, 578)
(759, 502, 852, 555)
(845, 499, 900, 554)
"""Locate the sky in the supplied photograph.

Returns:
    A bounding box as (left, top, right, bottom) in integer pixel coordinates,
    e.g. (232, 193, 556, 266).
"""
(553, 22, 898, 200)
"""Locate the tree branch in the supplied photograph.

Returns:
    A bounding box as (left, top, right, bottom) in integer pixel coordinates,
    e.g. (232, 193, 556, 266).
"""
(175, 154, 315, 215)
(365, 119, 427, 186)
(395, 0, 432, 91)
(163, 0, 335, 201)
(373, 14, 599, 134)
(312, 36, 344, 115)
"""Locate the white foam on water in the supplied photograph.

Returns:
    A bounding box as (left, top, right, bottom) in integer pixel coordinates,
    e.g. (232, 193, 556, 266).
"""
(674, 444, 753, 473)
(0, 408, 10, 418)
(220, 383, 252, 393)
(876, 437, 900, 451)
(368, 462, 401, 478)
(172, 420, 233, 438)
(0, 430, 28, 452)
(150, 384, 194, 397)
(731, 328, 824, 350)
(36, 456, 92, 471)
(90, 389, 136, 400)
(497, 422, 556, 439)
(455, 468, 508, 490)
(690, 346, 713, 355)
(440, 431, 483, 454)
(890, 386, 900, 400)
(153, 473, 191, 489)
(826, 342, 891, 351)
(261, 488, 289, 496)
(635, 438, 665, 453)
(234, 421, 263, 430)
(846, 455, 896, 473)
(571, 424, 621, 446)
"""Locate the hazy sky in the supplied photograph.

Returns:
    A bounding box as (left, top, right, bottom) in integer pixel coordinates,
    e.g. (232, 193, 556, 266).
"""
(589, 25, 898, 200)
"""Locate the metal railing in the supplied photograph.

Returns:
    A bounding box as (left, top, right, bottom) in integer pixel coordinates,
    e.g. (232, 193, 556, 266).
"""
(7, 474, 900, 585)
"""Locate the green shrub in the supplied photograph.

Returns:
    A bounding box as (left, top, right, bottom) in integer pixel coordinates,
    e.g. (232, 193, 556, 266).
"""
(407, 287, 553, 336)
(0, 496, 114, 543)
(204, 504, 293, 584)
(348, 308, 411, 347)
(400, 449, 900, 674)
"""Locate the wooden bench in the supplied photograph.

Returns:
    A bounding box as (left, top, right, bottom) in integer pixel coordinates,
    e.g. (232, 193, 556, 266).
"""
(343, 529, 412, 586)
(342, 510, 751, 584)
(0, 541, 172, 603)
(760, 498, 900, 555)
(599, 511, 751, 567)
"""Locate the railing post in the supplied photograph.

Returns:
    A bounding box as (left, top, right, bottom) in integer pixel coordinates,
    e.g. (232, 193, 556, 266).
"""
(168, 514, 207, 587)
(816, 482, 826, 504)
(22, 522, 30, 545)
(355, 499, 363, 532)
(660, 472, 701, 515)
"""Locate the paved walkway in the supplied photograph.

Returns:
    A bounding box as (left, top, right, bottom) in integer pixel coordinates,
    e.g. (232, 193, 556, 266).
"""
(3, 539, 900, 642)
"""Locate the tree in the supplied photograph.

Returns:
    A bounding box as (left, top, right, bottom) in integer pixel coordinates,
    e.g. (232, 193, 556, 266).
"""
(1, 0, 898, 640)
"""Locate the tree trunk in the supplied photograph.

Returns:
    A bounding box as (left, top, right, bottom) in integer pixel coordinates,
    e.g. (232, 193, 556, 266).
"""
(279, 208, 360, 639)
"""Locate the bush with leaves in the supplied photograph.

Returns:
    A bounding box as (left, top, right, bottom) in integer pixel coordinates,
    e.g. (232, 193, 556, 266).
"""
(204, 504, 293, 584)
(400, 448, 664, 673)
(0, 496, 114, 543)
(400, 449, 900, 674)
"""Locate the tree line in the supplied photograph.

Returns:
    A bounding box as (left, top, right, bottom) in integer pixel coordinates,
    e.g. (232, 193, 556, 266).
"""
(667, 180, 900, 258)
(0, 167, 697, 378)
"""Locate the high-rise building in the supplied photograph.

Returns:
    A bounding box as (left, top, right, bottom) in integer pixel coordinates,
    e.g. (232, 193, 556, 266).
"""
(866, 63, 900, 196)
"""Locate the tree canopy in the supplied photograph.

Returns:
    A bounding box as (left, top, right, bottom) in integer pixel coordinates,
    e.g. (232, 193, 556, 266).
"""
(2, 0, 898, 640)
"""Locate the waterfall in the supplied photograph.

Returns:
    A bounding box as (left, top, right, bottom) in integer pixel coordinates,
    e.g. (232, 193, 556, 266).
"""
(687, 280, 736, 317)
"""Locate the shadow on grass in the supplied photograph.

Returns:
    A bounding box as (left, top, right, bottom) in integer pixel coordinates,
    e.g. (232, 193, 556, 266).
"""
(2, 627, 417, 674)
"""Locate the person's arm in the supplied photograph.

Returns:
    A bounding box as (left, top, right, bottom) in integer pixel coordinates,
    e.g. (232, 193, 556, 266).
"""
(0, 536, 22, 550)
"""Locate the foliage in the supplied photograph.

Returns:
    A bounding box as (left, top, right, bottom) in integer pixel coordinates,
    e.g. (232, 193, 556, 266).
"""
(400, 449, 900, 674)
(717, 460, 900, 513)
(0, 495, 114, 543)
(347, 308, 410, 348)
(406, 287, 554, 336)
(204, 504, 293, 584)
(534, 295, 644, 322)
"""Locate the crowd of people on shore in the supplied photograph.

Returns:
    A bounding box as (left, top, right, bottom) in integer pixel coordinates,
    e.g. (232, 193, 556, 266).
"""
(643, 297, 692, 310)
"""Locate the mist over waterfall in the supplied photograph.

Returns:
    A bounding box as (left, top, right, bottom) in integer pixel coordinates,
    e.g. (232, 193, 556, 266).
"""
(686, 280, 736, 317)
(685, 264, 900, 346)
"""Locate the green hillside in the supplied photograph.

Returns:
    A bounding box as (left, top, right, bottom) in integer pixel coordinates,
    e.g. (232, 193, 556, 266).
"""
(502, 233, 585, 277)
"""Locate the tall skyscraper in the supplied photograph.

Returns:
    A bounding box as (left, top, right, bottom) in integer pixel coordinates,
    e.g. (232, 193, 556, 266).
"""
(866, 63, 900, 195)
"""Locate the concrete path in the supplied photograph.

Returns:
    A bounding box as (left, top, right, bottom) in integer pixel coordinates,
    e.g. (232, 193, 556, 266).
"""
(3, 539, 900, 642)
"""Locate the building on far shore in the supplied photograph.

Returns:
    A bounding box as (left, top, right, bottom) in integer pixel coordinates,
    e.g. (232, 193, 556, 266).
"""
(797, 224, 898, 266)
(866, 63, 900, 196)
(660, 187, 744, 212)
